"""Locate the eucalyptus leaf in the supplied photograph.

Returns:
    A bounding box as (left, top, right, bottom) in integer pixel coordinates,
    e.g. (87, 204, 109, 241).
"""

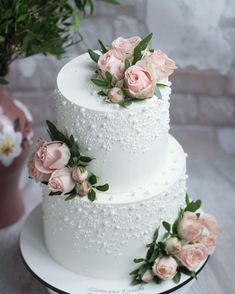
(65, 192, 77, 201)
(173, 271, 181, 284)
(105, 71, 112, 86)
(91, 78, 109, 87)
(162, 221, 171, 232)
(184, 199, 202, 213)
(124, 58, 131, 70)
(185, 192, 190, 205)
(88, 49, 100, 63)
(80, 156, 93, 162)
(153, 227, 159, 242)
(119, 99, 132, 108)
(134, 258, 145, 263)
(133, 32, 153, 64)
(98, 39, 108, 53)
(49, 191, 62, 196)
(131, 278, 141, 286)
(95, 184, 109, 192)
(88, 189, 96, 201)
(89, 174, 97, 185)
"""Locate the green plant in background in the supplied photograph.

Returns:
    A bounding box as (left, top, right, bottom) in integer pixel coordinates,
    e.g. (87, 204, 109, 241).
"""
(0, 0, 118, 84)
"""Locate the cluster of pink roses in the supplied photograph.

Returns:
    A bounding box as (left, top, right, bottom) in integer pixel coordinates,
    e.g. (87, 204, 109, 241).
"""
(141, 212, 220, 283)
(28, 140, 91, 196)
(90, 34, 177, 104)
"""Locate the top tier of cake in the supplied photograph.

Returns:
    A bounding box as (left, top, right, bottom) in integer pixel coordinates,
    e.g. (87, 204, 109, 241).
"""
(56, 52, 171, 193)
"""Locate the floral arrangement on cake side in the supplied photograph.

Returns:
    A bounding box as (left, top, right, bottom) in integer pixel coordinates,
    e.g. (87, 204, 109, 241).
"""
(28, 121, 109, 202)
(130, 194, 220, 285)
(88, 33, 177, 107)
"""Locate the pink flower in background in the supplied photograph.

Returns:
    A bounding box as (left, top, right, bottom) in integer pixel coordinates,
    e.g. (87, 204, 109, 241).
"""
(98, 49, 125, 80)
(34, 141, 70, 174)
(152, 256, 177, 280)
(112, 36, 141, 56)
(177, 212, 203, 242)
(48, 167, 74, 193)
(107, 87, 124, 103)
(201, 214, 221, 236)
(72, 166, 88, 183)
(76, 181, 91, 196)
(199, 228, 217, 255)
(179, 243, 207, 271)
(124, 65, 155, 99)
(28, 156, 50, 183)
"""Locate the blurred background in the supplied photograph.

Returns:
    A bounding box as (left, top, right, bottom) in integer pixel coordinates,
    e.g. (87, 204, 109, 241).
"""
(1, 0, 235, 293)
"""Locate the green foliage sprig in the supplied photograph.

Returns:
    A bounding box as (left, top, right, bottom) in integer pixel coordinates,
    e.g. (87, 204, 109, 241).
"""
(0, 0, 118, 83)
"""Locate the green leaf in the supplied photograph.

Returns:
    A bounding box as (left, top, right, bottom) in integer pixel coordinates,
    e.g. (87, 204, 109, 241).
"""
(148, 249, 159, 263)
(129, 268, 139, 276)
(49, 191, 62, 196)
(184, 199, 202, 213)
(131, 278, 141, 286)
(70, 144, 80, 158)
(146, 244, 154, 260)
(153, 276, 162, 284)
(100, 0, 119, 4)
(153, 227, 159, 242)
(172, 219, 178, 235)
(46, 120, 68, 142)
(154, 85, 162, 99)
(105, 71, 112, 86)
(65, 192, 77, 201)
(0, 78, 9, 84)
(180, 267, 197, 279)
(134, 258, 145, 263)
(98, 39, 108, 53)
(70, 11, 80, 32)
(91, 78, 109, 87)
(138, 263, 148, 275)
(88, 49, 100, 63)
(89, 174, 97, 185)
(124, 58, 131, 70)
(0, 36, 5, 43)
(80, 156, 93, 163)
(95, 184, 109, 192)
(185, 192, 190, 205)
(119, 99, 132, 108)
(162, 221, 171, 232)
(41, 181, 48, 185)
(97, 90, 107, 96)
(133, 32, 153, 64)
(173, 271, 181, 284)
(88, 189, 96, 201)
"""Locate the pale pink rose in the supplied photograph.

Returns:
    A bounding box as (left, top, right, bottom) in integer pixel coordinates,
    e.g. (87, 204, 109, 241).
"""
(201, 214, 221, 236)
(141, 270, 154, 283)
(76, 181, 91, 196)
(72, 166, 88, 183)
(107, 87, 124, 103)
(142, 50, 177, 81)
(165, 237, 182, 255)
(124, 65, 155, 99)
(112, 36, 141, 56)
(34, 141, 71, 174)
(199, 228, 217, 255)
(152, 257, 177, 280)
(48, 167, 75, 193)
(179, 243, 207, 271)
(98, 49, 125, 80)
(177, 212, 203, 242)
(27, 157, 50, 183)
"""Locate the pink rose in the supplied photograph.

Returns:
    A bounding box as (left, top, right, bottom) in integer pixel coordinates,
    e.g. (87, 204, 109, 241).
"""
(141, 50, 177, 81)
(201, 214, 221, 236)
(72, 166, 88, 183)
(199, 228, 217, 255)
(177, 212, 203, 242)
(165, 237, 182, 255)
(141, 270, 154, 283)
(107, 87, 124, 103)
(112, 36, 141, 56)
(124, 65, 155, 99)
(34, 141, 70, 174)
(28, 157, 50, 183)
(98, 49, 124, 80)
(152, 257, 177, 280)
(179, 243, 207, 271)
(48, 167, 75, 193)
(76, 181, 91, 196)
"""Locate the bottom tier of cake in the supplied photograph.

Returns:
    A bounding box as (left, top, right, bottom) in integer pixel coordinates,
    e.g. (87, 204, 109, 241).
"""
(42, 135, 187, 280)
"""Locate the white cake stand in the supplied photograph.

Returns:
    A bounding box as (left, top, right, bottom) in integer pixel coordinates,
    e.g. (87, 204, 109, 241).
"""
(19, 205, 208, 294)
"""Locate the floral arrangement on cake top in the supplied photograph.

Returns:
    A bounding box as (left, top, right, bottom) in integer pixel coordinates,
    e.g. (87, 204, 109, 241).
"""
(130, 194, 220, 285)
(88, 33, 177, 107)
(28, 121, 109, 202)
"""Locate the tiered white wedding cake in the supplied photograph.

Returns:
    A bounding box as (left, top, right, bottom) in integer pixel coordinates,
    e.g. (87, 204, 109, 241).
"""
(29, 34, 219, 286)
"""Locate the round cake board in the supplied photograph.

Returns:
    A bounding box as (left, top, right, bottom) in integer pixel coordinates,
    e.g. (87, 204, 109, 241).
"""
(19, 205, 208, 294)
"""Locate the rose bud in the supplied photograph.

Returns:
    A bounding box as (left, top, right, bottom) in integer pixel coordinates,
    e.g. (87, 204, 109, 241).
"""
(177, 212, 203, 242)
(178, 243, 207, 271)
(165, 237, 182, 255)
(108, 87, 124, 103)
(141, 270, 154, 283)
(72, 166, 88, 183)
(34, 141, 70, 174)
(76, 181, 91, 196)
(48, 167, 75, 194)
(152, 256, 177, 280)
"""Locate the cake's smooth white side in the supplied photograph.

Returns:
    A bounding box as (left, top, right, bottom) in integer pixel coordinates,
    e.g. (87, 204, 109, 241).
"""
(43, 135, 187, 279)
(56, 53, 171, 193)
